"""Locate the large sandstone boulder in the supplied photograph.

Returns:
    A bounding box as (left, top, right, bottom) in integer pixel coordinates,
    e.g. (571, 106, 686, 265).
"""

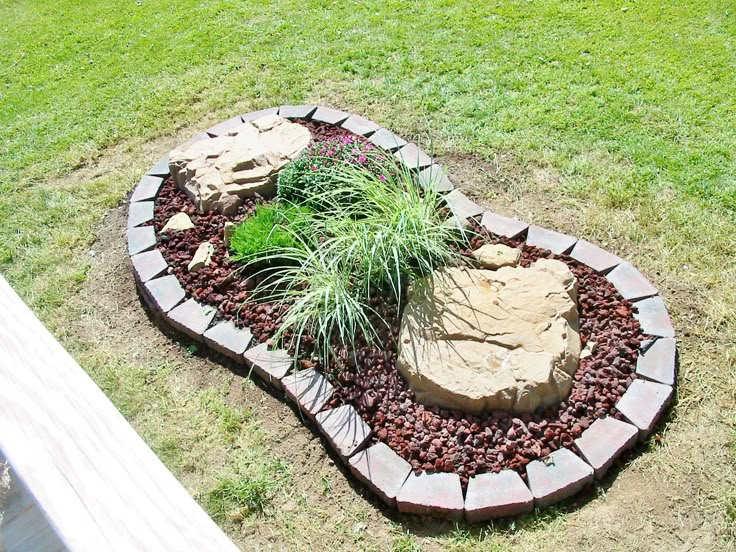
(169, 115, 311, 214)
(397, 260, 581, 414)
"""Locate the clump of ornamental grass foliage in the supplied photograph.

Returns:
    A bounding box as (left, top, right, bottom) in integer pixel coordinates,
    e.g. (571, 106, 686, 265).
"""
(229, 144, 470, 365)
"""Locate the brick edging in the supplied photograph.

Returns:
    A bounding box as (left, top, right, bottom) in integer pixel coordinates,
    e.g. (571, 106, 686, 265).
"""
(126, 106, 677, 521)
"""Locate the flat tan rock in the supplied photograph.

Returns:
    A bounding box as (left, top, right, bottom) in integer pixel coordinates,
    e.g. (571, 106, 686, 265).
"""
(472, 243, 521, 269)
(223, 221, 236, 249)
(188, 242, 215, 273)
(161, 212, 194, 233)
(397, 260, 581, 414)
(169, 116, 311, 214)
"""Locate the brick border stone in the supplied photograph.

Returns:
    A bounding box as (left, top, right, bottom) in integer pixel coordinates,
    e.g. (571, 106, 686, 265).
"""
(633, 296, 675, 338)
(348, 443, 412, 507)
(526, 225, 577, 255)
(143, 275, 185, 313)
(340, 114, 380, 136)
(165, 299, 217, 342)
(315, 404, 372, 461)
(127, 226, 157, 256)
(606, 262, 658, 301)
(574, 417, 638, 479)
(243, 342, 292, 390)
(444, 190, 484, 220)
(396, 472, 464, 519)
(636, 337, 677, 385)
(311, 106, 350, 126)
(279, 105, 318, 120)
(282, 369, 334, 418)
(131, 249, 168, 283)
(203, 320, 253, 361)
(418, 164, 455, 193)
(130, 175, 165, 203)
(569, 239, 622, 274)
(146, 155, 170, 177)
(395, 143, 433, 170)
(464, 470, 533, 522)
(615, 379, 674, 439)
(127, 107, 678, 520)
(128, 201, 154, 228)
(480, 211, 529, 239)
(368, 128, 408, 151)
(526, 448, 594, 508)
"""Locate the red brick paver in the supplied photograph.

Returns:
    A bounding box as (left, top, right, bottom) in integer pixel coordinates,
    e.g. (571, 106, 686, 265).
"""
(315, 405, 372, 461)
(348, 443, 412, 507)
(574, 417, 638, 479)
(243, 342, 292, 389)
(569, 239, 622, 274)
(526, 448, 593, 508)
(396, 472, 464, 519)
(615, 379, 673, 439)
(464, 470, 533, 522)
(606, 262, 658, 301)
(526, 225, 577, 255)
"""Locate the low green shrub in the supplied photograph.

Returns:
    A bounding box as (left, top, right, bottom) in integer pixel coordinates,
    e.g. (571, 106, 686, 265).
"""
(228, 204, 313, 262)
(277, 135, 383, 204)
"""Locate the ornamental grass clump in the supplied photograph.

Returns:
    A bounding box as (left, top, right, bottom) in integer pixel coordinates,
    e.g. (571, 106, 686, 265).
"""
(244, 149, 471, 365)
(309, 157, 466, 301)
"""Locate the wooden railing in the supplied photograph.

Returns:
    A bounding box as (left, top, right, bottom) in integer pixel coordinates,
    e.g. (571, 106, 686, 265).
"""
(0, 275, 239, 552)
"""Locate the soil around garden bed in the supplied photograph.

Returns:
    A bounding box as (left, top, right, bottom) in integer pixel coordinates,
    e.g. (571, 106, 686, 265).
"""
(128, 106, 677, 519)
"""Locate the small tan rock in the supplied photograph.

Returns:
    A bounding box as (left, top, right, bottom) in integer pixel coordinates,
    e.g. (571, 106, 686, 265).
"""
(397, 260, 581, 414)
(188, 242, 215, 272)
(162, 212, 194, 233)
(472, 243, 521, 269)
(223, 221, 236, 249)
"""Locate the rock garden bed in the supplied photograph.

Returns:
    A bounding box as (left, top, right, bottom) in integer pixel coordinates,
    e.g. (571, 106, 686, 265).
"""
(127, 105, 677, 521)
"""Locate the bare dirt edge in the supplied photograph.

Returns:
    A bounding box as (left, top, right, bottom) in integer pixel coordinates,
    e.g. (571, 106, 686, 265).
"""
(64, 131, 730, 551)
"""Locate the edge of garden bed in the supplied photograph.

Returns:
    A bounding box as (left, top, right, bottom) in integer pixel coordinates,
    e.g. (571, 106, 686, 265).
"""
(126, 105, 678, 521)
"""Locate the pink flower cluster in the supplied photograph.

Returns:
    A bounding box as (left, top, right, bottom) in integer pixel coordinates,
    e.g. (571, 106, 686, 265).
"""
(304, 136, 387, 178)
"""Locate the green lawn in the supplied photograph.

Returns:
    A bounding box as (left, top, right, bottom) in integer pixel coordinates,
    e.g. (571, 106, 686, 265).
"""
(1, 1, 735, 550)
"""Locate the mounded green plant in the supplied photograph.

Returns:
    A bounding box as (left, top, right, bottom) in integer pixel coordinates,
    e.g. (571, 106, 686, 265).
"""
(244, 153, 471, 364)
(307, 156, 468, 301)
(228, 203, 313, 262)
(246, 241, 381, 364)
(276, 134, 382, 204)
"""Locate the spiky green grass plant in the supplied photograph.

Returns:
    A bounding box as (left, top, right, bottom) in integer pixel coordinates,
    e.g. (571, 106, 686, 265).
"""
(311, 157, 468, 300)
(243, 154, 469, 364)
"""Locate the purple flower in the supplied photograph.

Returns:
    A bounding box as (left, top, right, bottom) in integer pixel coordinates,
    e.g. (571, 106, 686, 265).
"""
(379, 174, 386, 181)
(358, 155, 367, 163)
